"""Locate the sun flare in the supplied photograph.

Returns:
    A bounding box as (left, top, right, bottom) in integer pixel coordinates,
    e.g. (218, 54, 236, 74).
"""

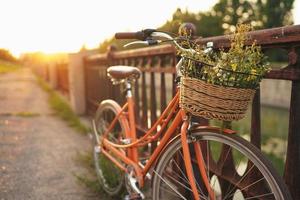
(0, 0, 299, 58)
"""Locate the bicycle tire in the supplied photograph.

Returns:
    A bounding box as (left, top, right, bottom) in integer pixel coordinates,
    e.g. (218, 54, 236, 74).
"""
(152, 129, 292, 200)
(93, 100, 126, 197)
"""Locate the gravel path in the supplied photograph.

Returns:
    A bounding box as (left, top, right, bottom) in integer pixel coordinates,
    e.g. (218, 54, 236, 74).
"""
(0, 68, 100, 200)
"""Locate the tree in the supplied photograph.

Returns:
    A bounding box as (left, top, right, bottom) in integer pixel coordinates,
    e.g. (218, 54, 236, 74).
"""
(255, 0, 294, 28)
(159, 8, 199, 34)
(98, 0, 295, 51)
(0, 49, 17, 62)
(212, 0, 255, 31)
(196, 12, 223, 37)
(212, 0, 294, 30)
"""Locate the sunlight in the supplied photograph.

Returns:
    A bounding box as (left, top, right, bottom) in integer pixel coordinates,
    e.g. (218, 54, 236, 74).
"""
(0, 0, 299, 57)
(0, 0, 218, 57)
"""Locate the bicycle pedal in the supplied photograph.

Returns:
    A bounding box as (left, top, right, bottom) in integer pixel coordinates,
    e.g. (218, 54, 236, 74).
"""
(124, 194, 142, 200)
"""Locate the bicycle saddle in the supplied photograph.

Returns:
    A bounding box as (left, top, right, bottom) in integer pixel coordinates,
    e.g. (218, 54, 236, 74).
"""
(107, 66, 141, 80)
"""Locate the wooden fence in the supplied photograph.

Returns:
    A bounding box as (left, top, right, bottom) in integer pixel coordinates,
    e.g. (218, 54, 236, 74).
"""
(32, 62, 69, 96)
(197, 25, 300, 199)
(33, 24, 300, 199)
(84, 45, 177, 131)
(56, 63, 69, 95)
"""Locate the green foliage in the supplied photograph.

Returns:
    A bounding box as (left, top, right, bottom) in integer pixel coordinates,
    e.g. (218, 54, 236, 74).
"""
(212, 0, 294, 30)
(180, 24, 270, 88)
(73, 151, 116, 199)
(196, 13, 223, 37)
(73, 152, 103, 194)
(0, 60, 21, 74)
(15, 112, 40, 117)
(98, 0, 295, 53)
(213, 0, 255, 31)
(255, 0, 294, 28)
(211, 105, 288, 175)
(75, 174, 102, 194)
(159, 8, 200, 34)
(0, 49, 17, 63)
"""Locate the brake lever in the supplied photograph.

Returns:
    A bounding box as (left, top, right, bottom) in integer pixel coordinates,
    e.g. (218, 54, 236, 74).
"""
(141, 29, 157, 40)
(123, 39, 161, 48)
(203, 42, 214, 54)
(124, 41, 148, 47)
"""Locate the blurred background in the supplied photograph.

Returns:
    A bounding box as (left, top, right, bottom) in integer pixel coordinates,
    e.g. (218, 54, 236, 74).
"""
(0, 0, 299, 57)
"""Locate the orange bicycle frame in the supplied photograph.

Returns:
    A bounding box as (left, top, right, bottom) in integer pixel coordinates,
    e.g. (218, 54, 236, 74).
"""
(98, 89, 214, 199)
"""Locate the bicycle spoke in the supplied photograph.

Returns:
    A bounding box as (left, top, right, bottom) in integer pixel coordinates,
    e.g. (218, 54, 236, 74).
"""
(225, 177, 272, 200)
(223, 164, 256, 200)
(171, 158, 190, 185)
(240, 177, 266, 191)
(156, 169, 207, 199)
(159, 186, 188, 199)
(153, 169, 188, 200)
(163, 171, 193, 192)
(173, 152, 207, 198)
(244, 192, 274, 199)
(222, 147, 248, 198)
(153, 130, 290, 200)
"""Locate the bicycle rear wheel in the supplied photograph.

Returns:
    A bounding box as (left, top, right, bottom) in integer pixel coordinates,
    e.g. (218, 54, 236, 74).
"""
(93, 100, 126, 197)
(152, 129, 291, 200)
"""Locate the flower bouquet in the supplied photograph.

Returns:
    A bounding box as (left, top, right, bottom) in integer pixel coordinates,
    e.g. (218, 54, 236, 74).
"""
(179, 24, 270, 121)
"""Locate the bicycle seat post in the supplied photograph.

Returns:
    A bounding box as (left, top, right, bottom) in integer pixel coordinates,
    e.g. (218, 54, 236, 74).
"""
(126, 80, 133, 98)
(124, 78, 139, 163)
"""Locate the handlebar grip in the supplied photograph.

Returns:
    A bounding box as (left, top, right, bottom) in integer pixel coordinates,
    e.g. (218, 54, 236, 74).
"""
(115, 29, 156, 41)
(115, 31, 145, 40)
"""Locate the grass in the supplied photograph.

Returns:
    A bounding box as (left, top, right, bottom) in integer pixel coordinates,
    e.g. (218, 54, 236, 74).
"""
(0, 112, 40, 117)
(73, 151, 103, 193)
(36, 77, 110, 196)
(0, 60, 21, 74)
(15, 111, 40, 117)
(73, 151, 114, 200)
(36, 76, 89, 134)
(210, 105, 288, 175)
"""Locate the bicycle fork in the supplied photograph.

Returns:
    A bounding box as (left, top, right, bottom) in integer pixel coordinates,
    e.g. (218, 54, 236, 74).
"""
(180, 112, 215, 200)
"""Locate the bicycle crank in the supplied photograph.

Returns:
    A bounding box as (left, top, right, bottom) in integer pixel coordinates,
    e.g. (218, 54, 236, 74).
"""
(125, 167, 145, 199)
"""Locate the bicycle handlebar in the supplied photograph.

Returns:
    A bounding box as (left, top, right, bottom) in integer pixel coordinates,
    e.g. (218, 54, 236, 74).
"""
(115, 29, 212, 57)
(115, 29, 157, 40)
(115, 32, 144, 40)
(114, 29, 213, 82)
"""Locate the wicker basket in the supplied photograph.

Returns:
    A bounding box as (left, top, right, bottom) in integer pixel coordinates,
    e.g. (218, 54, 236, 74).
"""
(179, 77, 256, 121)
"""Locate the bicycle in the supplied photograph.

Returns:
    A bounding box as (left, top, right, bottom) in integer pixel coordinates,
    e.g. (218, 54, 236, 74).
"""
(92, 27, 292, 200)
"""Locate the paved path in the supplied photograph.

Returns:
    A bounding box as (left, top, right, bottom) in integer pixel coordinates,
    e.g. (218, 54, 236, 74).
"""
(0, 68, 100, 200)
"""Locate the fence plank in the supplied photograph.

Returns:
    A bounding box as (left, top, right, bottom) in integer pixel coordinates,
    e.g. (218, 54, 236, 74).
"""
(250, 89, 261, 148)
(141, 59, 149, 128)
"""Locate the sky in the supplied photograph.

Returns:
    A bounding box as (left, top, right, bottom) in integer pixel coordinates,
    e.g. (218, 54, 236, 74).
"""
(0, 0, 299, 57)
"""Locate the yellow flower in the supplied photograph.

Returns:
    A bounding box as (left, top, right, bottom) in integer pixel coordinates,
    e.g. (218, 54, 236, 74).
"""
(231, 63, 237, 71)
(251, 69, 257, 75)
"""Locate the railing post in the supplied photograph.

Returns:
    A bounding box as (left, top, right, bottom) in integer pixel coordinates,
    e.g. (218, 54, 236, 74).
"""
(284, 48, 300, 199)
(48, 62, 57, 89)
(106, 45, 118, 101)
(284, 80, 300, 199)
(68, 50, 96, 115)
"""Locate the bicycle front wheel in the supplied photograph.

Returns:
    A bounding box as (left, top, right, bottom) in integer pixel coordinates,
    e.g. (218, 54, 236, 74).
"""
(152, 129, 291, 200)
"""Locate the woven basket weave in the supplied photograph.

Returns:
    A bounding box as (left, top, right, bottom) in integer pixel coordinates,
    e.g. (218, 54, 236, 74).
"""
(179, 77, 256, 121)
